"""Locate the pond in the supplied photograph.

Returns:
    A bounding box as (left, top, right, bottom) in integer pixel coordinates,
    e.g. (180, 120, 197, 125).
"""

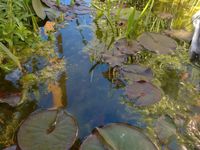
(1, 0, 200, 150)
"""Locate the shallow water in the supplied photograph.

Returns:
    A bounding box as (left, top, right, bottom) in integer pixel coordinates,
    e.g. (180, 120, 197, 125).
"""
(1, 0, 200, 149)
(39, 14, 146, 138)
(37, 1, 200, 147)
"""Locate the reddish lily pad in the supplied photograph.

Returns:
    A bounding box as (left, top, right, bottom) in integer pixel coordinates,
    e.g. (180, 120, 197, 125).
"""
(80, 123, 157, 150)
(121, 65, 153, 82)
(115, 38, 142, 55)
(73, 5, 91, 15)
(157, 12, 173, 19)
(17, 109, 78, 150)
(125, 81, 162, 106)
(138, 32, 177, 54)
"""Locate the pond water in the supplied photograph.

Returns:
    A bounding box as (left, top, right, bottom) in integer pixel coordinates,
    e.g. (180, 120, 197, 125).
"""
(39, 14, 145, 139)
(37, 0, 200, 148)
(1, 0, 200, 149)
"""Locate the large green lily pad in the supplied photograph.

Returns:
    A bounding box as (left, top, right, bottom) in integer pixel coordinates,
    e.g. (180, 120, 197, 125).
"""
(17, 109, 78, 150)
(164, 30, 192, 42)
(138, 32, 177, 54)
(125, 81, 162, 106)
(80, 123, 157, 150)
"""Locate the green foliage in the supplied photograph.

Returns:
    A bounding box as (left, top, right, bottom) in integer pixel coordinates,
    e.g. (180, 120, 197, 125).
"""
(0, 0, 39, 70)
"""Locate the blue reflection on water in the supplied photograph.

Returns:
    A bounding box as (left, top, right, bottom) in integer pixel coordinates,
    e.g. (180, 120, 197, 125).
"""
(39, 14, 144, 138)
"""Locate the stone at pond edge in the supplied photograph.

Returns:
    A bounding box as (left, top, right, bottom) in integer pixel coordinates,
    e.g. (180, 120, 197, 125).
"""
(125, 81, 162, 106)
(17, 109, 78, 150)
(164, 30, 193, 42)
(101, 50, 125, 67)
(138, 32, 177, 54)
(115, 38, 142, 55)
(80, 123, 157, 150)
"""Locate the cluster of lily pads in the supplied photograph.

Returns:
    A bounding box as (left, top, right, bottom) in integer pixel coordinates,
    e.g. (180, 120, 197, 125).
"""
(97, 32, 178, 106)
(4, 109, 159, 150)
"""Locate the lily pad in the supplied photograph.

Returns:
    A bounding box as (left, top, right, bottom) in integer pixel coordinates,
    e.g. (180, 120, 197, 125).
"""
(115, 38, 142, 55)
(164, 30, 192, 42)
(155, 115, 177, 144)
(125, 81, 162, 106)
(80, 123, 157, 150)
(17, 109, 78, 150)
(138, 32, 177, 54)
(102, 50, 125, 67)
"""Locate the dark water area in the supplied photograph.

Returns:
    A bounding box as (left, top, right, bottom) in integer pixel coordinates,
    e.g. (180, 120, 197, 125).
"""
(39, 14, 144, 138)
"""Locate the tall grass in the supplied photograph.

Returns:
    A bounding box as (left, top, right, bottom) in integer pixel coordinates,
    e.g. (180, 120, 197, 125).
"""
(0, 0, 39, 70)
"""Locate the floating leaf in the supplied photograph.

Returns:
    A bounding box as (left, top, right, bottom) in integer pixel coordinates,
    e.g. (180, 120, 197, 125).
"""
(0, 94, 20, 107)
(157, 12, 173, 19)
(123, 65, 153, 77)
(115, 38, 142, 55)
(32, 0, 46, 20)
(42, 0, 69, 12)
(125, 81, 162, 106)
(138, 32, 177, 54)
(44, 8, 61, 21)
(17, 109, 78, 150)
(164, 30, 192, 42)
(80, 123, 157, 150)
(121, 65, 153, 82)
(155, 115, 177, 144)
(102, 50, 125, 67)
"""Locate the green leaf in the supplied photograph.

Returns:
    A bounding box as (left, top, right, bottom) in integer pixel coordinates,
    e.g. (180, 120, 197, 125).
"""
(17, 109, 78, 150)
(80, 123, 157, 150)
(32, 0, 46, 20)
(0, 42, 22, 70)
